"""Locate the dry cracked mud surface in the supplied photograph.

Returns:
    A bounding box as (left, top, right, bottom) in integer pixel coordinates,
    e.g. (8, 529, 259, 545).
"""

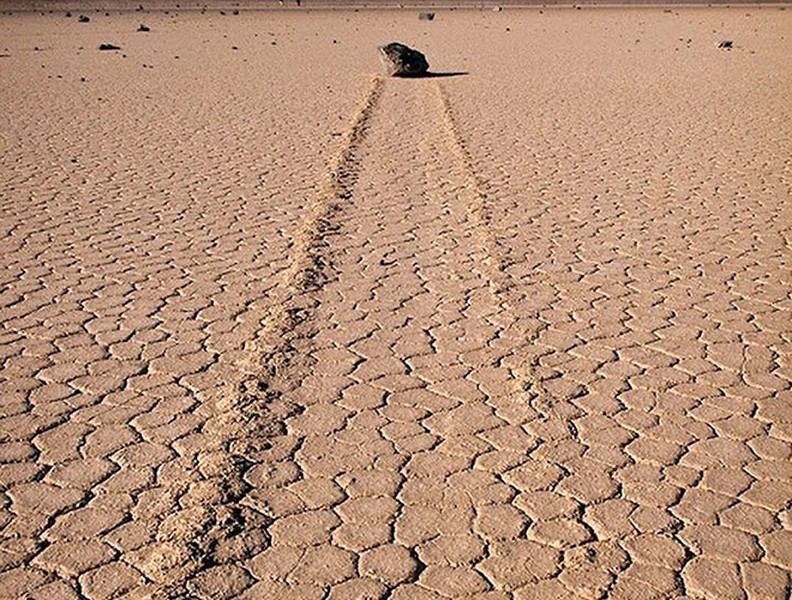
(1, 7, 791, 600)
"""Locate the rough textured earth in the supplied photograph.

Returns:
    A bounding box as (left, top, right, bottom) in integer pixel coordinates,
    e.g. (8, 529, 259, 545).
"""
(1, 7, 790, 600)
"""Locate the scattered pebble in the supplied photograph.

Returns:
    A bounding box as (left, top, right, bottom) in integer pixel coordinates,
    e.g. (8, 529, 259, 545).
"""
(78, 15, 90, 23)
(138, 24, 151, 32)
(98, 43, 121, 51)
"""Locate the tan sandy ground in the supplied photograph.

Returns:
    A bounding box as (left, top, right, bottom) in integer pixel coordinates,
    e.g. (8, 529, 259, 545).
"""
(1, 5, 791, 600)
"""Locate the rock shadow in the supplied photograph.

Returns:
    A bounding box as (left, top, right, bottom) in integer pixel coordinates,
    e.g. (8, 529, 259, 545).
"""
(394, 71, 469, 79)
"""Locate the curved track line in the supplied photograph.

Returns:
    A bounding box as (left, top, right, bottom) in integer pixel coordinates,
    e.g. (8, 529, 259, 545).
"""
(434, 81, 513, 302)
(434, 81, 563, 414)
(239, 74, 385, 386)
(147, 76, 386, 597)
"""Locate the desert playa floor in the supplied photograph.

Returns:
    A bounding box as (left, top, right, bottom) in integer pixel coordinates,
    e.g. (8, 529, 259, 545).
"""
(1, 5, 791, 600)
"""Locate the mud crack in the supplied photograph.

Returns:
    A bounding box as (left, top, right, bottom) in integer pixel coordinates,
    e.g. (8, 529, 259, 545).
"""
(143, 76, 385, 598)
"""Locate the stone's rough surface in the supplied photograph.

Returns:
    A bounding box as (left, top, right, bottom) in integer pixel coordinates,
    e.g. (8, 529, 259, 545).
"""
(379, 42, 429, 77)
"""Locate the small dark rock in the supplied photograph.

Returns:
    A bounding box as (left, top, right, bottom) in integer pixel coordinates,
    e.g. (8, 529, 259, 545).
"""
(99, 43, 121, 51)
(718, 40, 733, 48)
(138, 24, 150, 32)
(78, 15, 90, 23)
(379, 42, 429, 77)
(418, 12, 435, 21)
(65, 12, 71, 17)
